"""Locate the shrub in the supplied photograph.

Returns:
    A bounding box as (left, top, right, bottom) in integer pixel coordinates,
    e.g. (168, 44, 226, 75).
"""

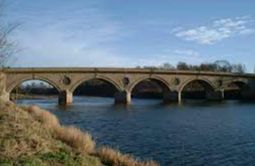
(28, 105, 60, 130)
(97, 147, 159, 166)
(54, 126, 95, 154)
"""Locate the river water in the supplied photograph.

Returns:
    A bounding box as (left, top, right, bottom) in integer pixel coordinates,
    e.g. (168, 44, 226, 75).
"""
(16, 97, 255, 166)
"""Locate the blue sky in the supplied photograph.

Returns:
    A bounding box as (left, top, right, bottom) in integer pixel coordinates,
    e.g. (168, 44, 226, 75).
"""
(5, 0, 255, 72)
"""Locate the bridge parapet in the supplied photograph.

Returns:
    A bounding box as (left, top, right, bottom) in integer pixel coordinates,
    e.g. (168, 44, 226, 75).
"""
(1, 68, 255, 105)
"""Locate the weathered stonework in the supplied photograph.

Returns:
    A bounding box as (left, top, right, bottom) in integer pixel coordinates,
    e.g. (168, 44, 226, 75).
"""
(58, 90, 73, 105)
(1, 68, 255, 105)
(114, 91, 131, 104)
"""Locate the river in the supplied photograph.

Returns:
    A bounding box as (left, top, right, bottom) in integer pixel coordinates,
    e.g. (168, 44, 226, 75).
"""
(16, 97, 255, 166)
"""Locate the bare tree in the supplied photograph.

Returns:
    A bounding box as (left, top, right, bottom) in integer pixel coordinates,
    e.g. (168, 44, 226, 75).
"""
(214, 60, 232, 72)
(231, 64, 246, 73)
(177, 62, 189, 70)
(160, 63, 175, 70)
(0, 0, 17, 67)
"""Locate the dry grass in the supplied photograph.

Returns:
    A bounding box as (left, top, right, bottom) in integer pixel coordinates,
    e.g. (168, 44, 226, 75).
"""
(97, 147, 159, 166)
(0, 100, 159, 166)
(27, 105, 60, 130)
(54, 126, 95, 154)
(27, 105, 95, 154)
(0, 101, 61, 158)
(0, 100, 101, 165)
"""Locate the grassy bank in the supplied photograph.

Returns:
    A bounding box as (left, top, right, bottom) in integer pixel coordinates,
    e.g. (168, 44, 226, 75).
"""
(0, 100, 158, 166)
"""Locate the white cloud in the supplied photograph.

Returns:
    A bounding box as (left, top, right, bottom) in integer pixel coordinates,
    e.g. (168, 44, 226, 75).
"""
(239, 28, 255, 35)
(149, 48, 208, 66)
(174, 16, 255, 45)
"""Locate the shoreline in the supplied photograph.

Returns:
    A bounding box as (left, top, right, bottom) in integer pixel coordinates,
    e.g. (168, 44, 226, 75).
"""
(0, 100, 159, 166)
(10, 94, 58, 100)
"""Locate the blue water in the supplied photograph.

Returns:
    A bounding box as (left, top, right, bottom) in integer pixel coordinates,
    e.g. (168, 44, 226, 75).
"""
(17, 97, 255, 166)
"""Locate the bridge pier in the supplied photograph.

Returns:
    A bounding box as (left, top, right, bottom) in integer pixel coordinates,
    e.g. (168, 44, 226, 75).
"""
(163, 91, 179, 103)
(58, 90, 73, 105)
(206, 90, 224, 101)
(114, 91, 131, 104)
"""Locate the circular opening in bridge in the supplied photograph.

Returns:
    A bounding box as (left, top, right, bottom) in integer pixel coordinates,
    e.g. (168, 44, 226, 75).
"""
(73, 78, 118, 104)
(181, 80, 214, 100)
(10, 80, 59, 104)
(131, 78, 171, 103)
(224, 81, 250, 100)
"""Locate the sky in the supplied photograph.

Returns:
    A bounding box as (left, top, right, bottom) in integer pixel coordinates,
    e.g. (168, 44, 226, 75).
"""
(4, 0, 255, 72)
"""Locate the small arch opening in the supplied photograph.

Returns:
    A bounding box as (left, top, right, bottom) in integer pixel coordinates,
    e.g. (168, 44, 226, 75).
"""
(73, 78, 119, 104)
(224, 81, 249, 100)
(10, 80, 59, 104)
(181, 80, 214, 100)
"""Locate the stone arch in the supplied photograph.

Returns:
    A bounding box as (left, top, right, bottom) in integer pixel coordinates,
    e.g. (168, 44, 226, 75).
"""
(224, 79, 249, 89)
(70, 75, 122, 93)
(224, 80, 250, 100)
(179, 78, 216, 93)
(7, 75, 61, 93)
(179, 78, 218, 100)
(127, 75, 172, 93)
(127, 76, 178, 103)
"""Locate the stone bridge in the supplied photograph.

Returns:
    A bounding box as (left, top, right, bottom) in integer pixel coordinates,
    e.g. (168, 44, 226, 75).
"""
(1, 68, 255, 105)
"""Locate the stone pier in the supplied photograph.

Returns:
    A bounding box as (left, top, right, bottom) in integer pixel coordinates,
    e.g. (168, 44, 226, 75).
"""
(114, 91, 131, 104)
(58, 90, 73, 105)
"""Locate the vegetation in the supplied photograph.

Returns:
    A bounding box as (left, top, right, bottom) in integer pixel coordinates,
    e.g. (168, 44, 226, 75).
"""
(0, 100, 158, 166)
(96, 147, 157, 166)
(0, 0, 17, 67)
(137, 60, 246, 73)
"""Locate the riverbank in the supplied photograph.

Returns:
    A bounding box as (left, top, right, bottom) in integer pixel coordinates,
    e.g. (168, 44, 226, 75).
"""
(0, 100, 158, 166)
(10, 94, 58, 100)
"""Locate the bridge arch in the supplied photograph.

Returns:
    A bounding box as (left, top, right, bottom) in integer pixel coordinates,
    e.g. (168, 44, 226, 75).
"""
(179, 78, 217, 100)
(127, 76, 177, 103)
(70, 75, 122, 93)
(224, 80, 250, 100)
(127, 75, 172, 93)
(179, 78, 216, 93)
(223, 78, 248, 89)
(228, 80, 248, 88)
(7, 75, 61, 93)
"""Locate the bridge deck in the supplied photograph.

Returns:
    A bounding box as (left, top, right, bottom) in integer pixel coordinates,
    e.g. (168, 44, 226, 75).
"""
(1, 67, 255, 78)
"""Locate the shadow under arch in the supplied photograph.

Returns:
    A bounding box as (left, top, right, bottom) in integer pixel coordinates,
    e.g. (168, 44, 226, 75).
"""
(128, 76, 172, 93)
(70, 76, 121, 93)
(72, 77, 121, 99)
(180, 78, 216, 100)
(129, 76, 172, 101)
(224, 80, 250, 100)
